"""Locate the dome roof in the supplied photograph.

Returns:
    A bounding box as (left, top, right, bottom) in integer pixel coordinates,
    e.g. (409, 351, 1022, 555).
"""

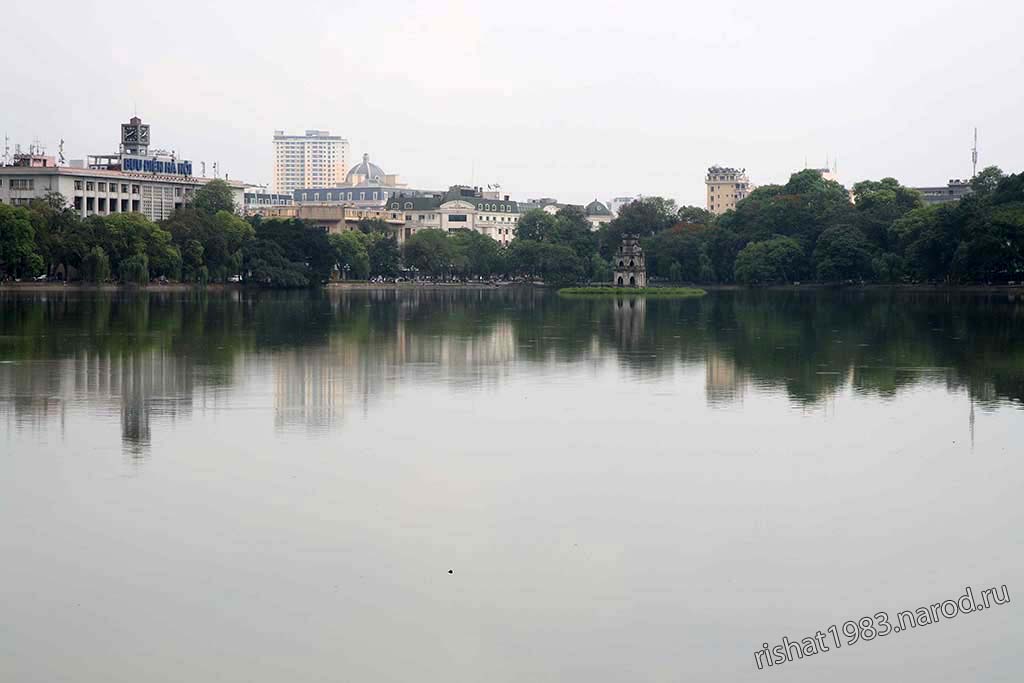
(585, 199, 611, 216)
(346, 153, 386, 183)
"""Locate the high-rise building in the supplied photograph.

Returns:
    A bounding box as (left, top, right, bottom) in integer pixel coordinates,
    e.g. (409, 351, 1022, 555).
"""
(272, 129, 349, 194)
(705, 166, 751, 215)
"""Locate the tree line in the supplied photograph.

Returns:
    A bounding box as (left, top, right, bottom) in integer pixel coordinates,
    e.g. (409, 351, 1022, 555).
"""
(2, 169, 1022, 286)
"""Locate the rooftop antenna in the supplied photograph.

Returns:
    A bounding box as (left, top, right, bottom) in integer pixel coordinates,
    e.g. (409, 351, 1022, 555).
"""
(58, 138, 65, 166)
(201, 161, 206, 177)
(971, 128, 978, 178)
(2, 134, 8, 166)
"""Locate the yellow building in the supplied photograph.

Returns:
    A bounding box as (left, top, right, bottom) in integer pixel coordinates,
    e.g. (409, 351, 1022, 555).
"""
(705, 166, 751, 215)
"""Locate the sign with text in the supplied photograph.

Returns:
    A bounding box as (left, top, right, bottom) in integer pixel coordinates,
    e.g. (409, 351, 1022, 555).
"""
(121, 156, 193, 177)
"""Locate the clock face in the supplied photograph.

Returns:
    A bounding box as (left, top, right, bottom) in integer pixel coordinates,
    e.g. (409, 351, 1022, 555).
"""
(122, 125, 138, 143)
(139, 126, 150, 143)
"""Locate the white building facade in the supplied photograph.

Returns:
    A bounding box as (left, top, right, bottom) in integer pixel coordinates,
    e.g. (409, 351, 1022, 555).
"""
(1, 116, 245, 221)
(387, 187, 521, 246)
(272, 129, 350, 194)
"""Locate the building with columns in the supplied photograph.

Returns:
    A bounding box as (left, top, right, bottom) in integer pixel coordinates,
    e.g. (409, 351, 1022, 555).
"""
(261, 185, 522, 246)
(0, 116, 245, 221)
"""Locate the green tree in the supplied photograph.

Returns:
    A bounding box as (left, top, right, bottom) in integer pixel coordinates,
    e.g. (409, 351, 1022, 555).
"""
(852, 178, 923, 250)
(970, 166, 1004, 197)
(589, 253, 612, 283)
(403, 229, 454, 276)
(538, 243, 582, 287)
(813, 225, 875, 281)
(734, 236, 805, 284)
(242, 239, 309, 287)
(81, 246, 111, 283)
(192, 179, 236, 215)
(676, 205, 715, 225)
(507, 239, 544, 278)
(328, 231, 370, 279)
(119, 253, 150, 285)
(515, 209, 557, 242)
(356, 218, 392, 234)
(889, 206, 955, 281)
(367, 233, 401, 277)
(450, 230, 502, 277)
(0, 204, 44, 278)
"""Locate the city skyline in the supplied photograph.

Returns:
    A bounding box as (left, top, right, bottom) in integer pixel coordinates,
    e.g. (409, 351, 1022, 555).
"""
(2, 0, 1022, 207)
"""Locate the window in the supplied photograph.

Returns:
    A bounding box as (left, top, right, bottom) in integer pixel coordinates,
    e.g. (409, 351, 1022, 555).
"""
(404, 202, 412, 209)
(122, 184, 129, 193)
(74, 180, 83, 191)
(86, 182, 95, 191)
(132, 184, 140, 194)
(449, 214, 467, 222)
(10, 179, 34, 190)
(98, 182, 106, 191)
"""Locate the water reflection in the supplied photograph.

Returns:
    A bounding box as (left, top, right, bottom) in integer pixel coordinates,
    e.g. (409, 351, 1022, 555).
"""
(1, 287, 1022, 451)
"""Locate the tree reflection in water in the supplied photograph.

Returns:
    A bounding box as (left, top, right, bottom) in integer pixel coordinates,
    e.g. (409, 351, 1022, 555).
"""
(1, 287, 1021, 452)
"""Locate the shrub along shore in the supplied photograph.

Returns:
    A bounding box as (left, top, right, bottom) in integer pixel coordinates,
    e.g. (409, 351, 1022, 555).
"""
(2, 168, 1022, 288)
(558, 286, 706, 297)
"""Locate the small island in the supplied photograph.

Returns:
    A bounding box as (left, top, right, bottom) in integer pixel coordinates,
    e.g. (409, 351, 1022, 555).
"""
(558, 286, 706, 297)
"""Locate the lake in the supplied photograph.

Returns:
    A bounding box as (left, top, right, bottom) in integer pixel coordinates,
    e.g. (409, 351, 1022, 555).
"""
(1, 287, 1022, 682)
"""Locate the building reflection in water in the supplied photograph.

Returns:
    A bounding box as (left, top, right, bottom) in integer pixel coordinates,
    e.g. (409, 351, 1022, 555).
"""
(705, 352, 746, 406)
(271, 317, 519, 431)
(4, 288, 1020, 452)
(611, 296, 646, 349)
(0, 348, 194, 454)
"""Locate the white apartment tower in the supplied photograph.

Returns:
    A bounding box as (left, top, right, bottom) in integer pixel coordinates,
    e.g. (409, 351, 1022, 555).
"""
(706, 166, 751, 215)
(272, 129, 350, 194)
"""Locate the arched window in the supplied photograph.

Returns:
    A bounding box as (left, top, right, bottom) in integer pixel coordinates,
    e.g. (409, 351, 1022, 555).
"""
(618, 260, 624, 267)
(405, 202, 413, 209)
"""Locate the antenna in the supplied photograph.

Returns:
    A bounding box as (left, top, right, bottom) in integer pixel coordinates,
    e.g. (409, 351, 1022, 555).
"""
(971, 128, 978, 178)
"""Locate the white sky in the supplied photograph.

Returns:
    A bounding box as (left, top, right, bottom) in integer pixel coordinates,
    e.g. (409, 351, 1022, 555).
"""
(2, 0, 1022, 206)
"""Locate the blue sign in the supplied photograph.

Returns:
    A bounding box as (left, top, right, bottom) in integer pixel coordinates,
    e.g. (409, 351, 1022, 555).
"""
(122, 156, 192, 177)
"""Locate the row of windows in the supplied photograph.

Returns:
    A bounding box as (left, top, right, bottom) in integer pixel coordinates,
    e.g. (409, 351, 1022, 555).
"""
(302, 190, 390, 202)
(7, 179, 34, 190)
(74, 180, 140, 193)
(72, 196, 143, 213)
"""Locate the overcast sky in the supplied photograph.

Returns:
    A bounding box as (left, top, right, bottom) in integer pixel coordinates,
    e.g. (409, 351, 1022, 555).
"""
(2, 0, 1022, 206)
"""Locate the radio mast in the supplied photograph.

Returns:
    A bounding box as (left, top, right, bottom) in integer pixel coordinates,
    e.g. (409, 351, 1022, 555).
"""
(971, 128, 978, 178)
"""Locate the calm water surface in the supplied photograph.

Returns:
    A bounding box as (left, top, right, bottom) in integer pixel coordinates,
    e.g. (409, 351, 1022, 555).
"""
(1, 287, 1022, 682)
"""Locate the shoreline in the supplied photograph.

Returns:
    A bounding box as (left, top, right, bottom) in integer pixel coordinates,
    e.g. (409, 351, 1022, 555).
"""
(3, 281, 1023, 294)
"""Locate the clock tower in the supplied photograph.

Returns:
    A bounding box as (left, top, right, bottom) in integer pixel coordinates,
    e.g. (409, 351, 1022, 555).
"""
(120, 116, 151, 156)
